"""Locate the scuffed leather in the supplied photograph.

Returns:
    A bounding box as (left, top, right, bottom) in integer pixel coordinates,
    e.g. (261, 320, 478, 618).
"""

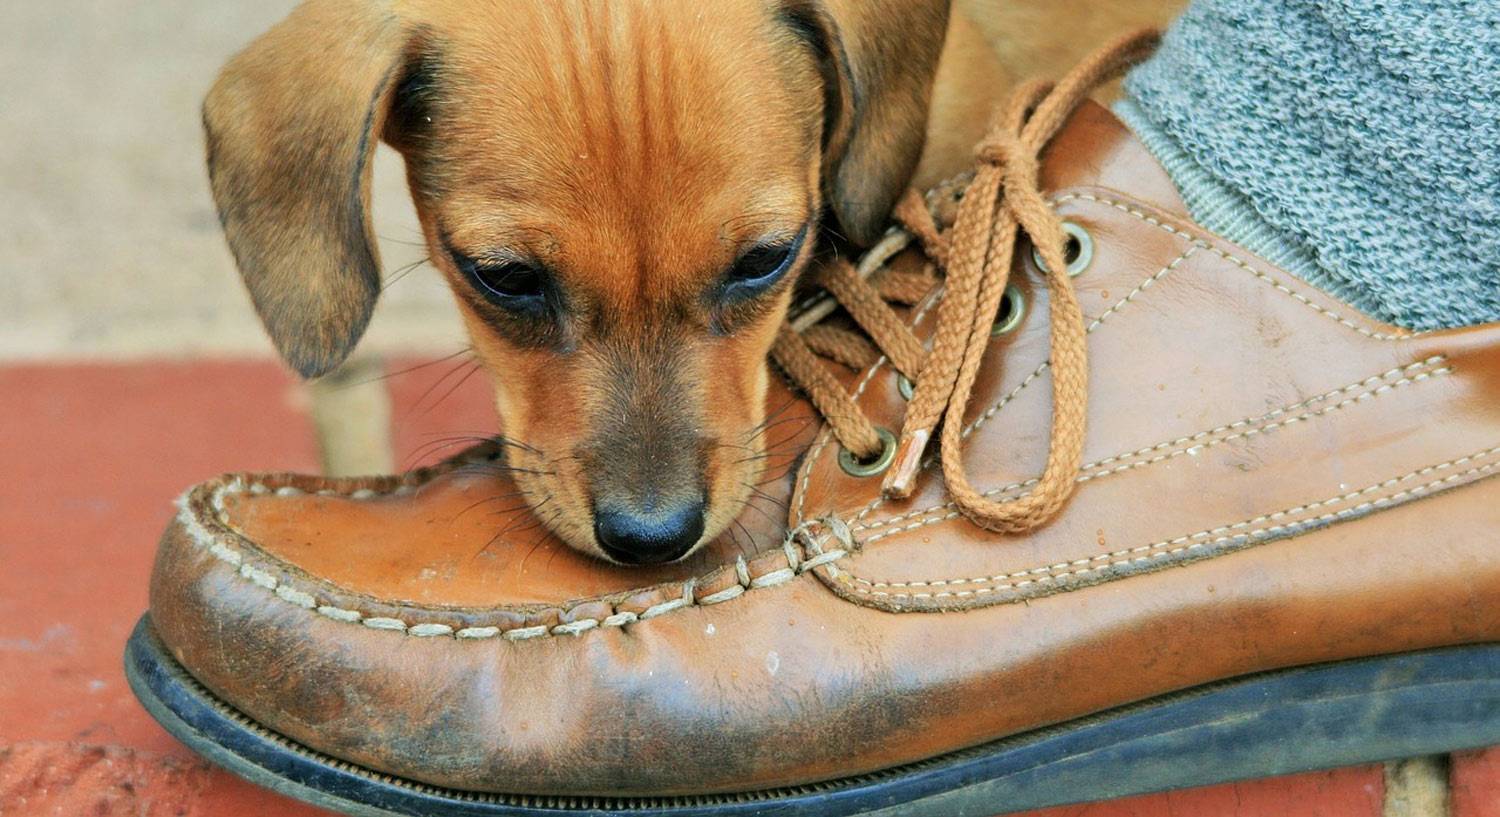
(149, 102, 1500, 796)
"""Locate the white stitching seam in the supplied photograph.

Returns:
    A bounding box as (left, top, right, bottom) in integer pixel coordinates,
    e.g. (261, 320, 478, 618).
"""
(175, 442, 1499, 632)
(1057, 193, 1415, 342)
(854, 357, 1452, 539)
(800, 190, 1422, 535)
(956, 240, 1198, 444)
(832, 445, 1500, 597)
(178, 490, 846, 642)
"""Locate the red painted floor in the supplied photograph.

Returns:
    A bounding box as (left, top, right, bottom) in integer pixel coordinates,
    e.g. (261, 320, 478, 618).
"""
(1025, 766, 1383, 817)
(1456, 748, 1500, 817)
(0, 361, 325, 815)
(0, 358, 1490, 816)
(386, 352, 500, 471)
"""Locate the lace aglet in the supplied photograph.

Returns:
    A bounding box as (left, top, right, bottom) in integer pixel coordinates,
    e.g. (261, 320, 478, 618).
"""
(881, 429, 930, 499)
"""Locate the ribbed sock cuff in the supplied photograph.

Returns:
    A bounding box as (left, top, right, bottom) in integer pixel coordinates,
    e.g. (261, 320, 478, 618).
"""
(1112, 98, 1398, 326)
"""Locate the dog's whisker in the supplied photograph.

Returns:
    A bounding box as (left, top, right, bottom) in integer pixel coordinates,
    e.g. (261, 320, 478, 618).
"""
(735, 439, 810, 465)
(376, 229, 430, 247)
(733, 435, 809, 458)
(502, 514, 552, 536)
(407, 361, 485, 423)
(533, 510, 567, 564)
(380, 256, 432, 292)
(486, 497, 554, 543)
(506, 504, 567, 568)
(734, 495, 785, 529)
(755, 470, 798, 487)
(818, 220, 851, 246)
(401, 356, 483, 419)
(428, 432, 545, 457)
(721, 520, 751, 560)
(743, 496, 790, 520)
(458, 463, 555, 478)
(493, 496, 554, 524)
(732, 519, 766, 557)
(744, 394, 800, 436)
(453, 491, 527, 518)
(400, 434, 543, 469)
(768, 443, 816, 461)
(743, 483, 790, 509)
(411, 446, 522, 470)
(742, 415, 814, 445)
(734, 451, 799, 469)
(401, 436, 498, 471)
(402, 437, 492, 464)
(492, 435, 543, 455)
(483, 503, 537, 518)
(336, 347, 474, 391)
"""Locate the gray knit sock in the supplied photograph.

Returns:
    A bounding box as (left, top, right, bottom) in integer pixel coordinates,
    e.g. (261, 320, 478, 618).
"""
(1116, 0, 1500, 331)
(1114, 99, 1355, 313)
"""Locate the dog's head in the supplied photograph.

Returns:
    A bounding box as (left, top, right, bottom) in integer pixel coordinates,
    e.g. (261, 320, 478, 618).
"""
(206, 0, 950, 564)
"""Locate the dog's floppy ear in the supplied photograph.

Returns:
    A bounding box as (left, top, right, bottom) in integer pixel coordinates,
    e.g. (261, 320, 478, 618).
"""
(781, 0, 952, 246)
(204, 0, 411, 377)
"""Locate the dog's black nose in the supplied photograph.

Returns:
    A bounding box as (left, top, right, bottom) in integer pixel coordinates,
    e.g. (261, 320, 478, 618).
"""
(594, 501, 706, 565)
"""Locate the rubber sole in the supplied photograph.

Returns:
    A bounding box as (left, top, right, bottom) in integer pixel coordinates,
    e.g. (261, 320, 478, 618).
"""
(125, 615, 1500, 816)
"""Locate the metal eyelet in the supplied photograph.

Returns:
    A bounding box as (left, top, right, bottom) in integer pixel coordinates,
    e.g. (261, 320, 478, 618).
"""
(897, 373, 915, 400)
(838, 427, 897, 478)
(991, 284, 1025, 336)
(1031, 221, 1093, 278)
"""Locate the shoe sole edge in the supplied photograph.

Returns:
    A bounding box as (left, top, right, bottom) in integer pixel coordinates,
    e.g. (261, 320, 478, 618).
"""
(124, 615, 1500, 817)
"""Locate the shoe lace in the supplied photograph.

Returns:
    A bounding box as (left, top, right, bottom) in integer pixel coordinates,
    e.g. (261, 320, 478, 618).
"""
(772, 29, 1161, 534)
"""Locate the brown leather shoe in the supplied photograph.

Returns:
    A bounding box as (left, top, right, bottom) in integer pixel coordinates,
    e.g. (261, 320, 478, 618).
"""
(128, 33, 1500, 817)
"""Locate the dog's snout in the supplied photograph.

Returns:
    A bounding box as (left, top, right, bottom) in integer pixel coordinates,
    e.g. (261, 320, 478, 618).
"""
(594, 500, 706, 565)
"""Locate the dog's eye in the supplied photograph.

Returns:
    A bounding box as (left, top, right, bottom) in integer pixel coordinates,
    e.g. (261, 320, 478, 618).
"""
(470, 262, 547, 307)
(723, 227, 807, 297)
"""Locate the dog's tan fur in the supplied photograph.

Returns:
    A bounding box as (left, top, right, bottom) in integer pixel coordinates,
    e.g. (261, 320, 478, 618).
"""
(206, 0, 1182, 563)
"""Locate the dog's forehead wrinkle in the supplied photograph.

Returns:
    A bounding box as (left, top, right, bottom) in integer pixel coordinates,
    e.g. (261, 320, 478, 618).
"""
(417, 2, 821, 314)
(427, 0, 809, 199)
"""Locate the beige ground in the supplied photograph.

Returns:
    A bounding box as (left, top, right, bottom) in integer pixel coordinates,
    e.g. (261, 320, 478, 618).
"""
(0, 0, 466, 362)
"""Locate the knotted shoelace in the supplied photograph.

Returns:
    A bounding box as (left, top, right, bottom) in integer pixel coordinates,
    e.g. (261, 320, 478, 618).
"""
(772, 29, 1161, 534)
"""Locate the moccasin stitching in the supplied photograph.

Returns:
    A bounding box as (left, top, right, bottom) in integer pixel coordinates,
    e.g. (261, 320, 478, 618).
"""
(854, 356, 1453, 539)
(794, 191, 1426, 533)
(179, 481, 847, 641)
(832, 444, 1500, 604)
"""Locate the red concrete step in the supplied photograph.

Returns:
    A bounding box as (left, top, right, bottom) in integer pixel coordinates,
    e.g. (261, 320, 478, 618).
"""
(387, 352, 498, 471)
(1015, 765, 1383, 816)
(1455, 747, 1500, 817)
(0, 361, 328, 816)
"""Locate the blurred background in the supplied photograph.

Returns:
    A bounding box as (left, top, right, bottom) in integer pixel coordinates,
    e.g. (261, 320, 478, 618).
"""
(3, 1, 1488, 816)
(1, 0, 465, 365)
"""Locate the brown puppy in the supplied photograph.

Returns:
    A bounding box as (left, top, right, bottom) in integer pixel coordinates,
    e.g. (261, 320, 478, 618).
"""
(207, 0, 966, 565)
(206, 0, 1178, 565)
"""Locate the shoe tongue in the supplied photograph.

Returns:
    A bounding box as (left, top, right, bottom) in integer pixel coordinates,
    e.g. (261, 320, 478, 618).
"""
(1039, 100, 1188, 219)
